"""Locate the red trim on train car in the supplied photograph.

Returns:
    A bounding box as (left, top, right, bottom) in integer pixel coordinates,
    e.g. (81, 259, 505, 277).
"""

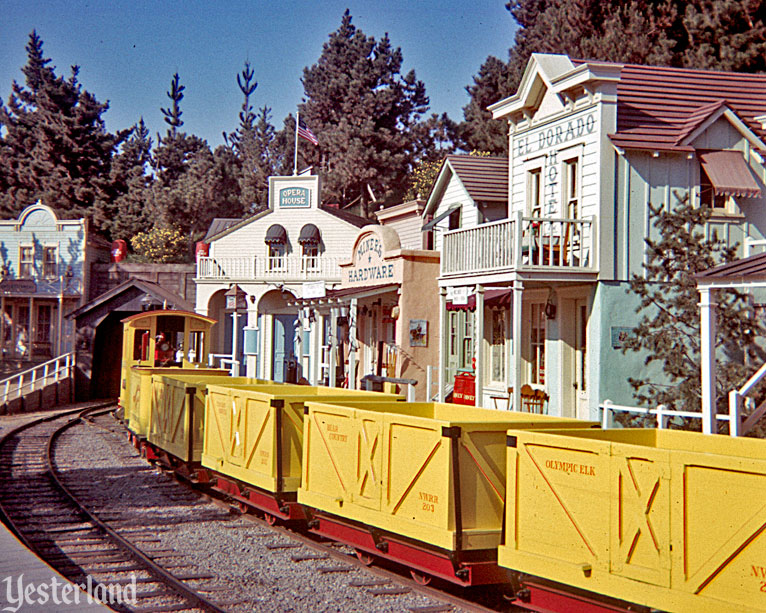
(308, 512, 508, 587)
(212, 476, 306, 521)
(515, 579, 641, 613)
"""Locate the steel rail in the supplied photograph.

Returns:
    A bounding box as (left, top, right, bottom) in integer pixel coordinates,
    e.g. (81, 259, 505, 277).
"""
(46, 406, 227, 613)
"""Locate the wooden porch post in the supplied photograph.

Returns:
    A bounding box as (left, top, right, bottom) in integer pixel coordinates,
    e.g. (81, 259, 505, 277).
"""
(474, 284, 485, 406)
(512, 277, 524, 413)
(329, 305, 338, 388)
(699, 287, 717, 434)
(438, 287, 447, 402)
(348, 298, 358, 390)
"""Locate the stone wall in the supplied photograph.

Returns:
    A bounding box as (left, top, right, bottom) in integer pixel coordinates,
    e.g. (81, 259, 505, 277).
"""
(89, 262, 197, 303)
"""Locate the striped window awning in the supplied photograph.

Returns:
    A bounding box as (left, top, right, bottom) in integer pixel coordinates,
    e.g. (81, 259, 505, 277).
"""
(264, 224, 287, 244)
(699, 151, 761, 198)
(298, 224, 321, 245)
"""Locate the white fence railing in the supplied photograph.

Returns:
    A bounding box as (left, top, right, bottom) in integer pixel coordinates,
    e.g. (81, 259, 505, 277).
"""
(600, 399, 734, 434)
(208, 353, 240, 377)
(197, 255, 342, 281)
(441, 211, 596, 276)
(728, 362, 766, 437)
(0, 352, 75, 405)
(744, 237, 766, 257)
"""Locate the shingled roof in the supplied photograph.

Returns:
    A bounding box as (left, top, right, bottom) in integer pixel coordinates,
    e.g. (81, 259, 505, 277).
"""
(609, 63, 766, 152)
(696, 251, 766, 283)
(443, 155, 509, 202)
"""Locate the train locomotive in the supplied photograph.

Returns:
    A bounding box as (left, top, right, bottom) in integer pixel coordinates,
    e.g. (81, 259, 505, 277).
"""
(117, 310, 766, 612)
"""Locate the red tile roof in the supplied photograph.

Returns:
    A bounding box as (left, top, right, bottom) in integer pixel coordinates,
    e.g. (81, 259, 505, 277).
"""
(608, 63, 766, 152)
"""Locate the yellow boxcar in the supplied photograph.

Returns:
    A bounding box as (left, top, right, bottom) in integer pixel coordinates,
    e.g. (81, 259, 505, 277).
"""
(201, 385, 402, 495)
(500, 427, 766, 613)
(299, 401, 598, 552)
(148, 374, 277, 463)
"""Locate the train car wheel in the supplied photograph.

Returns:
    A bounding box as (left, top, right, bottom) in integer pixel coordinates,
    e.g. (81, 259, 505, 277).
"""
(410, 570, 431, 586)
(355, 549, 374, 566)
(264, 513, 278, 526)
(238, 501, 249, 514)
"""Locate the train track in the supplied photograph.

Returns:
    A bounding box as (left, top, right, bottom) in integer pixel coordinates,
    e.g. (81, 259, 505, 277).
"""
(0, 406, 511, 611)
(0, 405, 227, 612)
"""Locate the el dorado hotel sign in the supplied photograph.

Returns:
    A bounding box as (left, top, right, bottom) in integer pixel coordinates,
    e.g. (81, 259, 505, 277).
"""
(279, 187, 310, 208)
(345, 232, 401, 287)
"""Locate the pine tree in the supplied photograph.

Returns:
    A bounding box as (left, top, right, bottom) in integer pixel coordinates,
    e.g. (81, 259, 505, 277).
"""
(458, 56, 514, 155)
(98, 118, 153, 240)
(151, 73, 216, 247)
(0, 31, 127, 223)
(224, 62, 274, 213)
(294, 10, 431, 216)
(623, 195, 765, 417)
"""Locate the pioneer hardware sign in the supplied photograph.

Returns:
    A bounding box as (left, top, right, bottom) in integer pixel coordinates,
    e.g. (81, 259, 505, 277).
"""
(344, 231, 401, 287)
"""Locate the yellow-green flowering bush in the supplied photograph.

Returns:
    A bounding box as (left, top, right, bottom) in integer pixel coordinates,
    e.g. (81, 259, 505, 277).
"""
(130, 226, 189, 263)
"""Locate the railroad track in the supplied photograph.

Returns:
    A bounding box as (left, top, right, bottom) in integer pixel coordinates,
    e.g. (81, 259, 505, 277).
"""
(0, 405, 227, 612)
(0, 407, 509, 612)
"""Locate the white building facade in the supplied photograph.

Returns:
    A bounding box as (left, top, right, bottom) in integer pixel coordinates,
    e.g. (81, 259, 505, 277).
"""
(430, 54, 766, 420)
(195, 174, 367, 381)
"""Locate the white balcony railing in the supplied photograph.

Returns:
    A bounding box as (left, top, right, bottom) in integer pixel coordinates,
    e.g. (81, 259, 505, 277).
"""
(441, 212, 596, 276)
(197, 255, 342, 281)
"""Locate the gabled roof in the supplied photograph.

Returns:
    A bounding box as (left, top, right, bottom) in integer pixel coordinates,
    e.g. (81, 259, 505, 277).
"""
(425, 155, 508, 216)
(610, 63, 766, 152)
(491, 54, 766, 154)
(696, 251, 766, 284)
(67, 278, 194, 320)
(319, 205, 370, 228)
(203, 218, 241, 242)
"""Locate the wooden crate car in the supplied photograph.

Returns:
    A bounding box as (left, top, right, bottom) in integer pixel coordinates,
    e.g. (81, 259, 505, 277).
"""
(500, 427, 766, 613)
(148, 374, 276, 463)
(298, 400, 596, 586)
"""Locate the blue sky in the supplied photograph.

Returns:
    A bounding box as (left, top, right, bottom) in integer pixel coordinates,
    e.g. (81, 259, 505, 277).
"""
(1, 1, 517, 149)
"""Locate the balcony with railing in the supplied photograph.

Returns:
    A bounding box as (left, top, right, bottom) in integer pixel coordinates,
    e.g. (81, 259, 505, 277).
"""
(441, 211, 597, 278)
(197, 255, 343, 281)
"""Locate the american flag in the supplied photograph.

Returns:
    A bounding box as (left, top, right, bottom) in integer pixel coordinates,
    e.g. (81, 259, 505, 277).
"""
(298, 116, 318, 146)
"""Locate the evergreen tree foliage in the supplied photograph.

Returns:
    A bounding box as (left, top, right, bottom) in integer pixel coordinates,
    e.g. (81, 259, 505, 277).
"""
(293, 10, 432, 216)
(458, 56, 514, 155)
(97, 118, 153, 240)
(161, 73, 184, 134)
(224, 62, 275, 213)
(0, 31, 127, 224)
(623, 196, 765, 417)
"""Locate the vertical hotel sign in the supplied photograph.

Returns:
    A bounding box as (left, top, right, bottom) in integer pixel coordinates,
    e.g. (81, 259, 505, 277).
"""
(344, 231, 401, 287)
(279, 187, 310, 208)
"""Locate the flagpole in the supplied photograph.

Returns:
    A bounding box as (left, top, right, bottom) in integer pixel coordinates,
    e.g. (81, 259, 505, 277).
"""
(293, 111, 299, 176)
